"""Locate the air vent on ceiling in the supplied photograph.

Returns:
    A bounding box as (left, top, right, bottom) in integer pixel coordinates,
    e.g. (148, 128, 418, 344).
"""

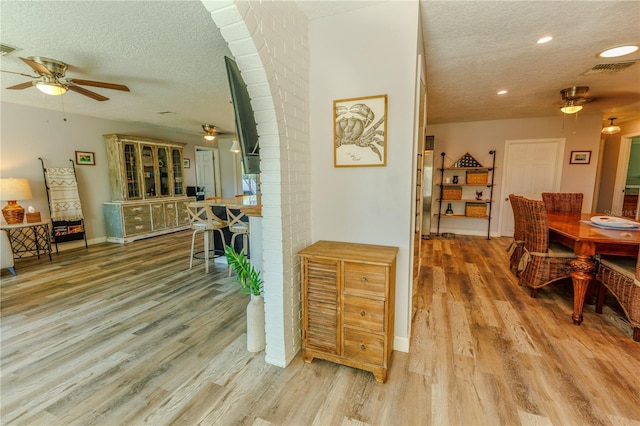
(0, 43, 19, 56)
(582, 60, 638, 75)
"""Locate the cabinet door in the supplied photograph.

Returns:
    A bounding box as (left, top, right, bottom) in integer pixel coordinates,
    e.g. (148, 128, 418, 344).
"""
(164, 202, 177, 227)
(157, 147, 171, 196)
(171, 148, 184, 196)
(176, 200, 191, 225)
(151, 203, 165, 230)
(123, 143, 141, 199)
(141, 145, 158, 197)
(303, 257, 340, 354)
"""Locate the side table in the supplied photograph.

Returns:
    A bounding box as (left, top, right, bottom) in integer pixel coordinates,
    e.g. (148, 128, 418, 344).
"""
(0, 221, 53, 261)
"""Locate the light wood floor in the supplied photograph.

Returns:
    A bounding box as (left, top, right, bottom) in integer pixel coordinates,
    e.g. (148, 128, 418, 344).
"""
(1, 232, 639, 425)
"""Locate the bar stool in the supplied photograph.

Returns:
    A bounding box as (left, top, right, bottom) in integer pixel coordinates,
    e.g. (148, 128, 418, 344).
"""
(187, 202, 228, 273)
(225, 206, 250, 275)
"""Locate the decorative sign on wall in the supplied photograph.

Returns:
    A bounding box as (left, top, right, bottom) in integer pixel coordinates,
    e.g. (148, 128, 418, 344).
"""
(334, 94, 387, 167)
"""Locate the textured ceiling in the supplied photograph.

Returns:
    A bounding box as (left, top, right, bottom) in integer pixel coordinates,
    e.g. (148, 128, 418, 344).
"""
(1, 0, 639, 138)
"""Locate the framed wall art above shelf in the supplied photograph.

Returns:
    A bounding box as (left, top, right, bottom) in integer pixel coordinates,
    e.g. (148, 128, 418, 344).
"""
(435, 150, 496, 239)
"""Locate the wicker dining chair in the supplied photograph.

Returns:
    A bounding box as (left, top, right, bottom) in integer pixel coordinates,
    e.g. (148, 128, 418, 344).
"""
(518, 198, 575, 297)
(595, 247, 640, 341)
(541, 192, 583, 213)
(507, 194, 526, 274)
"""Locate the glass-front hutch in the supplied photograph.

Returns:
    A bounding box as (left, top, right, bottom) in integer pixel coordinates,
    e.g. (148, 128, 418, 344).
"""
(103, 134, 192, 243)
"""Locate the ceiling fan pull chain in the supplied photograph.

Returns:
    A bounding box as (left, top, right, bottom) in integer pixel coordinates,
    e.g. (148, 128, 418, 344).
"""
(60, 92, 68, 122)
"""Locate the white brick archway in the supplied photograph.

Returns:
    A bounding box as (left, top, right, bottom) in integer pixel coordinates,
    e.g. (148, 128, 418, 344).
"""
(202, 1, 311, 367)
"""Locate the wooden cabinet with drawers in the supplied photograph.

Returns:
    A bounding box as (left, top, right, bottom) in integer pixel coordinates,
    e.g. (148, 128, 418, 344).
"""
(298, 240, 398, 383)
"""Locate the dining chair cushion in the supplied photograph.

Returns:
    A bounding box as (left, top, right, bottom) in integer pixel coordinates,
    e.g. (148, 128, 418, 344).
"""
(600, 256, 637, 281)
(517, 243, 575, 273)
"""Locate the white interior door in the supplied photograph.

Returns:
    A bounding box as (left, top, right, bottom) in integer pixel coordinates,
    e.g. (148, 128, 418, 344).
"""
(499, 138, 565, 236)
(195, 146, 221, 198)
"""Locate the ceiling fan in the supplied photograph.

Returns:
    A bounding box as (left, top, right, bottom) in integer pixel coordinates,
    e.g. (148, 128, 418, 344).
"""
(559, 86, 592, 114)
(2, 56, 129, 101)
(201, 124, 231, 141)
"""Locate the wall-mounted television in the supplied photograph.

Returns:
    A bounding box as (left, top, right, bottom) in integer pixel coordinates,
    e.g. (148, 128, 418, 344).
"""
(224, 56, 260, 174)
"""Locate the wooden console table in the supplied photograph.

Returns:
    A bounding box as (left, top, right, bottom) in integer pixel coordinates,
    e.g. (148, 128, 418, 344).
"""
(1, 221, 53, 261)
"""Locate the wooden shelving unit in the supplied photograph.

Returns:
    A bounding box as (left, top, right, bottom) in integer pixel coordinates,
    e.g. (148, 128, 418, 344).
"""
(435, 150, 496, 239)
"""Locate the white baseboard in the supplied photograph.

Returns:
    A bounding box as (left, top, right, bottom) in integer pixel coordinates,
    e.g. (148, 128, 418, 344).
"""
(393, 336, 409, 353)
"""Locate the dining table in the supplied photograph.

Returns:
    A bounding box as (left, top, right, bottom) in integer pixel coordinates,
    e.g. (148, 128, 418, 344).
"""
(546, 212, 640, 325)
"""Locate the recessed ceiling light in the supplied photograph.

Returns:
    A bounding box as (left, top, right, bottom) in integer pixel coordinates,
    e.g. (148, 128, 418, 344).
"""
(537, 36, 553, 44)
(598, 45, 639, 58)
(497, 90, 507, 95)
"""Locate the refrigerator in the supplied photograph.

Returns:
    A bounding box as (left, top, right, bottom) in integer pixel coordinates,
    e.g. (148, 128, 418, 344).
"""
(421, 136, 434, 239)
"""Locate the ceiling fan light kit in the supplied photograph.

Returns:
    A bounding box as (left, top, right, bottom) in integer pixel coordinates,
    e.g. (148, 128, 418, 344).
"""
(601, 117, 621, 134)
(560, 103, 582, 114)
(36, 80, 67, 96)
(230, 139, 241, 153)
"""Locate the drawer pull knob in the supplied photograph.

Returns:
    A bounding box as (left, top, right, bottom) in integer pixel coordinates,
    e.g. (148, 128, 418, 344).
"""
(360, 344, 366, 350)
(360, 310, 366, 316)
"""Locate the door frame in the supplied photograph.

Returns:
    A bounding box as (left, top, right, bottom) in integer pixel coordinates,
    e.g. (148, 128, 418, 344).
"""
(498, 138, 565, 236)
(612, 133, 640, 219)
(194, 145, 222, 197)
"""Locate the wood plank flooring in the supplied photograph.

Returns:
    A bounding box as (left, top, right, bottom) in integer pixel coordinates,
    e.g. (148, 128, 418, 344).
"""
(1, 232, 639, 425)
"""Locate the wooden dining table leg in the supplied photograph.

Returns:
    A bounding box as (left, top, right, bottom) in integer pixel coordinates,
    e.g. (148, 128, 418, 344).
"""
(569, 254, 597, 325)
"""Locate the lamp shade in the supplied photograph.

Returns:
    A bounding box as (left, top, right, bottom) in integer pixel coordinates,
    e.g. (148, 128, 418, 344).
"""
(1, 178, 32, 224)
(230, 139, 241, 153)
(601, 118, 621, 135)
(1, 178, 33, 201)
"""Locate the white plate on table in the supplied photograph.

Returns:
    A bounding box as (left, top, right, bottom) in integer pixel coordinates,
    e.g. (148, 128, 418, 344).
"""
(590, 216, 640, 229)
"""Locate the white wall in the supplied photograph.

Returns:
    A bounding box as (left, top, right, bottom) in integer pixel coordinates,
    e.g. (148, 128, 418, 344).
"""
(427, 113, 604, 236)
(0, 102, 238, 243)
(309, 2, 420, 350)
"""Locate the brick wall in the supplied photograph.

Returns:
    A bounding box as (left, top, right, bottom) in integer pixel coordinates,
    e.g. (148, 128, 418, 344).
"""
(204, 0, 311, 367)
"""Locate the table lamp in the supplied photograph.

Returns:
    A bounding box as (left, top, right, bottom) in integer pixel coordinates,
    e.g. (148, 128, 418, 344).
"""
(1, 178, 33, 224)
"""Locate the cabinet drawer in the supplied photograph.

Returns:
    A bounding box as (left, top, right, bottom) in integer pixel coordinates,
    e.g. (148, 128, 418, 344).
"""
(343, 328, 384, 366)
(343, 295, 384, 333)
(344, 262, 387, 296)
(122, 204, 150, 218)
(124, 220, 152, 235)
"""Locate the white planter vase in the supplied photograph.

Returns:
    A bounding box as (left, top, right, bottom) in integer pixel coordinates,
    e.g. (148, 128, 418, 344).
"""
(246, 294, 265, 352)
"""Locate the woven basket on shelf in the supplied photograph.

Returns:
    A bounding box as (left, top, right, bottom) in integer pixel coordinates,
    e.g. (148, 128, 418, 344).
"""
(442, 186, 462, 200)
(465, 202, 486, 217)
(466, 171, 488, 185)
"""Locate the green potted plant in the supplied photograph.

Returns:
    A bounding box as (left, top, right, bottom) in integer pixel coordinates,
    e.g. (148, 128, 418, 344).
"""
(224, 245, 265, 352)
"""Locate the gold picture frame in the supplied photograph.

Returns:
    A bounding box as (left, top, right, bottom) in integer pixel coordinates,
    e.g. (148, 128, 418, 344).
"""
(75, 151, 95, 165)
(334, 94, 387, 167)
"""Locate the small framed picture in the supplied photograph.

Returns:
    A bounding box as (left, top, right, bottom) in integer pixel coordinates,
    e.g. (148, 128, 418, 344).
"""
(183, 158, 191, 168)
(75, 151, 95, 166)
(570, 151, 591, 164)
